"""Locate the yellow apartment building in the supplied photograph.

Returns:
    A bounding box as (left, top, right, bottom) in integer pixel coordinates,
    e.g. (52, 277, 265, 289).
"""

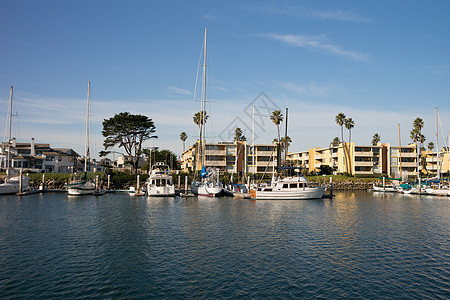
(287, 142, 426, 178)
(181, 140, 276, 174)
(424, 147, 450, 176)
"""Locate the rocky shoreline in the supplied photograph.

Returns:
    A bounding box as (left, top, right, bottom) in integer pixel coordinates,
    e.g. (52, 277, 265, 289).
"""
(331, 181, 374, 190)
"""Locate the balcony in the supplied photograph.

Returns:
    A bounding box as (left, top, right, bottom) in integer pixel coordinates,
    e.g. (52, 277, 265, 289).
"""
(204, 150, 226, 156)
(204, 160, 226, 166)
(400, 152, 416, 158)
(256, 150, 275, 156)
(354, 151, 373, 157)
(256, 161, 276, 167)
(354, 161, 373, 167)
(401, 162, 417, 167)
(354, 170, 373, 175)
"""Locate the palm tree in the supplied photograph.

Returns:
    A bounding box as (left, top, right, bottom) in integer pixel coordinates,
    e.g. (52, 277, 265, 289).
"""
(410, 127, 425, 147)
(413, 117, 424, 132)
(335, 113, 347, 173)
(344, 117, 355, 174)
(335, 113, 346, 144)
(411, 117, 425, 148)
(193, 111, 209, 166)
(345, 118, 355, 143)
(234, 127, 247, 142)
(331, 137, 340, 147)
(180, 132, 188, 152)
(372, 133, 381, 146)
(273, 136, 292, 151)
(270, 110, 284, 142)
(427, 142, 434, 151)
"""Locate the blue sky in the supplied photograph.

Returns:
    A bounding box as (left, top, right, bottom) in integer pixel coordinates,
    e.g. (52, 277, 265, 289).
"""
(1, 0, 450, 159)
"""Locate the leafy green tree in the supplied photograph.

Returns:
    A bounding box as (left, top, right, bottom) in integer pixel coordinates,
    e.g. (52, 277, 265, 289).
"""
(180, 132, 188, 152)
(319, 164, 333, 175)
(142, 148, 179, 171)
(102, 112, 157, 173)
(372, 133, 381, 146)
(234, 127, 247, 141)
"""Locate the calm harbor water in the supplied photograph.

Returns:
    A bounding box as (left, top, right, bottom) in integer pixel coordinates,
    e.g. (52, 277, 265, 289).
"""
(1, 191, 449, 299)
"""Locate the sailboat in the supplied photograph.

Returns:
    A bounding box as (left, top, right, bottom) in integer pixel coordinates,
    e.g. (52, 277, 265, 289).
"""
(0, 86, 30, 194)
(425, 107, 450, 196)
(66, 82, 96, 195)
(190, 28, 223, 197)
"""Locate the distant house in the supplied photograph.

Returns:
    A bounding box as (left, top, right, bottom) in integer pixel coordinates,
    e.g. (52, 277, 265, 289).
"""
(116, 155, 147, 172)
(0, 138, 80, 173)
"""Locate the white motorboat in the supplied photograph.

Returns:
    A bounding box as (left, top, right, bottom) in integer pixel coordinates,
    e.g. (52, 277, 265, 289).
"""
(250, 176, 325, 200)
(147, 162, 175, 197)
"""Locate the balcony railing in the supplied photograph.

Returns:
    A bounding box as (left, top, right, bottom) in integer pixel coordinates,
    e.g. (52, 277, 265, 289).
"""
(401, 162, 417, 167)
(204, 160, 226, 166)
(204, 150, 226, 155)
(256, 151, 275, 156)
(354, 170, 373, 175)
(354, 161, 373, 167)
(354, 151, 373, 157)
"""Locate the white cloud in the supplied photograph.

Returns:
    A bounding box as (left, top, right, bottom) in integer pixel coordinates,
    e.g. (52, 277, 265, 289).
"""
(4, 90, 447, 161)
(166, 86, 192, 96)
(264, 33, 369, 62)
(277, 81, 340, 97)
(249, 4, 370, 23)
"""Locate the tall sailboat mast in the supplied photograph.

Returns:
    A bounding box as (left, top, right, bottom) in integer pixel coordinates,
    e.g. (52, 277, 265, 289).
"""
(6, 86, 13, 173)
(201, 28, 207, 166)
(435, 107, 440, 181)
(84, 81, 90, 173)
(252, 105, 255, 180)
(398, 123, 402, 177)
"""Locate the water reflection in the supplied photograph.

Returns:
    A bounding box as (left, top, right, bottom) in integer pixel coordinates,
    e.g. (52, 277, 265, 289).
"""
(0, 192, 449, 298)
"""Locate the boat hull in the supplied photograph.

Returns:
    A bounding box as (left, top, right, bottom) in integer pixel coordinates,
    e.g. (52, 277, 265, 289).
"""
(147, 185, 175, 197)
(372, 186, 398, 192)
(425, 188, 450, 196)
(67, 181, 95, 195)
(0, 177, 30, 195)
(251, 187, 325, 200)
(198, 185, 223, 197)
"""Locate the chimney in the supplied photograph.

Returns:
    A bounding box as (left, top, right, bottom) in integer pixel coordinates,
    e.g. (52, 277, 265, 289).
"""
(31, 138, 35, 156)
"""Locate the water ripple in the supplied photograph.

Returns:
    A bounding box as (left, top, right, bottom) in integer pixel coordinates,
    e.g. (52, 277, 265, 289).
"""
(0, 191, 449, 299)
